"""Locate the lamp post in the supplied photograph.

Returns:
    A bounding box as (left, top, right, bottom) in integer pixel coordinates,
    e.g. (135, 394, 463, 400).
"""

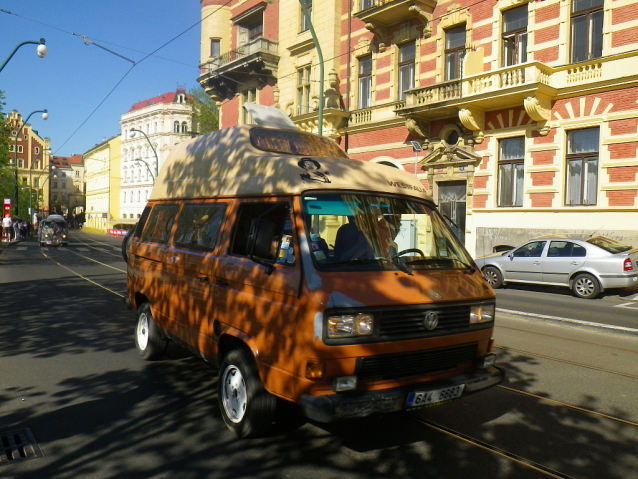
(299, 0, 323, 135)
(0, 39, 47, 73)
(14, 109, 48, 216)
(129, 128, 159, 179)
(35, 165, 56, 217)
(29, 147, 52, 219)
(134, 158, 156, 184)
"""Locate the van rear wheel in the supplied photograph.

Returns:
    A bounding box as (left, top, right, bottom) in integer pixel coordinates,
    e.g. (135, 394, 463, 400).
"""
(135, 304, 168, 360)
(218, 349, 276, 438)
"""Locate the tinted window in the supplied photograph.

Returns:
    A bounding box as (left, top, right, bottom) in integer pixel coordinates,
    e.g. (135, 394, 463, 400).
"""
(251, 128, 348, 158)
(512, 241, 546, 258)
(548, 241, 587, 257)
(174, 203, 227, 250)
(142, 205, 178, 243)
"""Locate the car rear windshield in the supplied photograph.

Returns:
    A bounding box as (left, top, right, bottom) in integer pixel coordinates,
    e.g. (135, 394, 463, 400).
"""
(587, 236, 632, 254)
(250, 128, 348, 158)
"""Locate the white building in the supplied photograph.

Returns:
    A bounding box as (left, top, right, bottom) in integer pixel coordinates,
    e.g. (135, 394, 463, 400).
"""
(119, 88, 193, 220)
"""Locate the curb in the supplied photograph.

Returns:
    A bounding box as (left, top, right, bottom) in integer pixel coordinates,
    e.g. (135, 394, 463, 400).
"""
(497, 307, 638, 336)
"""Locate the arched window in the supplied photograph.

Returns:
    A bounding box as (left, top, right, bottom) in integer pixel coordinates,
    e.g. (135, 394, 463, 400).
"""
(174, 121, 180, 133)
(181, 121, 188, 133)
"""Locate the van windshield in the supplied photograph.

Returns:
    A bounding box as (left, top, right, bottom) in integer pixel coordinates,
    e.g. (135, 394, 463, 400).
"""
(301, 192, 475, 272)
(251, 128, 348, 159)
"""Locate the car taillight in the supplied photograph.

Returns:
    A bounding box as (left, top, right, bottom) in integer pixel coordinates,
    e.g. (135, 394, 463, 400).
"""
(623, 258, 634, 272)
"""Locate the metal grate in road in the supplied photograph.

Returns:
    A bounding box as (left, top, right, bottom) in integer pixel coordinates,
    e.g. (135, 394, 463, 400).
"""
(0, 428, 43, 465)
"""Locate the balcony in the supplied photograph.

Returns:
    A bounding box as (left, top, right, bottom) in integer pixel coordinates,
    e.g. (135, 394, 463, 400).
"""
(198, 37, 279, 101)
(355, 0, 436, 27)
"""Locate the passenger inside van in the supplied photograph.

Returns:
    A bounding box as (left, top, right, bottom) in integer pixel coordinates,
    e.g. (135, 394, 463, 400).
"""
(333, 217, 374, 261)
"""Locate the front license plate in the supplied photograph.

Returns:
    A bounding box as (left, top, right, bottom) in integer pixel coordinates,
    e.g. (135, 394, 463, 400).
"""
(406, 384, 465, 407)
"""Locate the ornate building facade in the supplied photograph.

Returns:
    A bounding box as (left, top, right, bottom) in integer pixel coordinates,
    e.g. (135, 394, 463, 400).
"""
(198, 0, 638, 257)
(119, 88, 193, 221)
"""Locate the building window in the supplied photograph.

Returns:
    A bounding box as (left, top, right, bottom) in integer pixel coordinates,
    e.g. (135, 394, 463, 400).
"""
(571, 0, 603, 62)
(17, 145, 23, 153)
(242, 87, 257, 124)
(498, 137, 525, 207)
(300, 0, 312, 32)
(503, 5, 527, 66)
(360, 0, 375, 9)
(398, 42, 415, 101)
(297, 66, 312, 115)
(181, 122, 188, 133)
(173, 121, 180, 133)
(210, 38, 220, 58)
(566, 128, 599, 206)
(358, 55, 372, 109)
(18, 160, 23, 168)
(445, 25, 466, 81)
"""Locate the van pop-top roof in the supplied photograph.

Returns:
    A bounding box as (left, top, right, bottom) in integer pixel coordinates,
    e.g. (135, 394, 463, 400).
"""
(150, 124, 432, 201)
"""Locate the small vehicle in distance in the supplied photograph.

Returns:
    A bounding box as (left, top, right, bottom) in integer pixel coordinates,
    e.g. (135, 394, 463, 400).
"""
(38, 214, 69, 246)
(475, 235, 638, 299)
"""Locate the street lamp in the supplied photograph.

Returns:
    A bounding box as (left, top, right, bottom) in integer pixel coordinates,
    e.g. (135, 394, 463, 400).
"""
(14, 109, 48, 216)
(35, 165, 56, 217)
(29, 147, 52, 219)
(0, 39, 47, 73)
(129, 128, 159, 180)
(133, 158, 156, 184)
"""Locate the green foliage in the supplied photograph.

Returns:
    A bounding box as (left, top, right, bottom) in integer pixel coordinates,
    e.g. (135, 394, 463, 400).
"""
(188, 86, 219, 134)
(0, 90, 10, 167)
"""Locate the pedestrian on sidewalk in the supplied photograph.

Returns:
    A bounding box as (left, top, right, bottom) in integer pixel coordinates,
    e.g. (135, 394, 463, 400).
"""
(2, 214, 12, 242)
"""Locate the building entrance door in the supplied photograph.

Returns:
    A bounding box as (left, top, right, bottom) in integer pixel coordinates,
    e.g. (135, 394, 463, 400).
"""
(438, 181, 466, 244)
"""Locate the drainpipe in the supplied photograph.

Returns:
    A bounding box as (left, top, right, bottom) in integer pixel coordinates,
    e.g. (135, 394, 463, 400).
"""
(299, 0, 323, 136)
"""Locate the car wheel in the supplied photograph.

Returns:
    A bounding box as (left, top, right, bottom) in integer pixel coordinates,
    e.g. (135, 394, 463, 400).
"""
(135, 303, 168, 360)
(483, 266, 503, 289)
(572, 273, 600, 299)
(218, 349, 276, 438)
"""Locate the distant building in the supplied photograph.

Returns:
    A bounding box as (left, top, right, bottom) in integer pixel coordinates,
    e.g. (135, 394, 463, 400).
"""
(119, 88, 193, 221)
(84, 135, 121, 232)
(49, 154, 84, 217)
(6, 110, 51, 218)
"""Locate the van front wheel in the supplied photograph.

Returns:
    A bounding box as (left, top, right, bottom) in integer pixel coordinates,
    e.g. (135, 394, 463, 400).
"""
(218, 349, 276, 438)
(135, 304, 168, 360)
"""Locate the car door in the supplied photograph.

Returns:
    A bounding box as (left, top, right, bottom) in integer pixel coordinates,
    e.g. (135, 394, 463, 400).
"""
(213, 199, 301, 399)
(542, 241, 587, 285)
(502, 240, 547, 283)
(161, 201, 228, 355)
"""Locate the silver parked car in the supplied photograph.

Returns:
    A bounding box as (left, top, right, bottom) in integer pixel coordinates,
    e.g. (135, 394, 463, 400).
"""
(475, 235, 638, 299)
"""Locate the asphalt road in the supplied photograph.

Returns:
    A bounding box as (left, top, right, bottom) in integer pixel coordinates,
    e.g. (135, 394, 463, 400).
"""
(1, 231, 637, 479)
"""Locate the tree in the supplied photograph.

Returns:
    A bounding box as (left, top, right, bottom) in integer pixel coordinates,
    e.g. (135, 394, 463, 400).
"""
(188, 86, 219, 134)
(0, 89, 10, 167)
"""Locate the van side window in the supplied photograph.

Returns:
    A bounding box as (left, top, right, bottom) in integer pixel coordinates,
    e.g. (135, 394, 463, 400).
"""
(230, 202, 295, 265)
(174, 203, 227, 250)
(142, 205, 179, 243)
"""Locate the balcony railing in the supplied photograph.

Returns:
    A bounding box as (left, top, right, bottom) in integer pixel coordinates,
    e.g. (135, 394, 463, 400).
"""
(201, 37, 279, 74)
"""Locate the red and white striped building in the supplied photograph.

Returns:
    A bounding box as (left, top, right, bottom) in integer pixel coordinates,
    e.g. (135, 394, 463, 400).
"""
(198, 0, 638, 256)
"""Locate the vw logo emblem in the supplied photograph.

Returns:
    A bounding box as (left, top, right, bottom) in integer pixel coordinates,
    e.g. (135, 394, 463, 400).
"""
(424, 311, 439, 330)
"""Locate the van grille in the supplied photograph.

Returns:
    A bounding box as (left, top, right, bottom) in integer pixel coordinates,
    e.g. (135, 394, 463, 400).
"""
(379, 303, 473, 340)
(356, 343, 478, 381)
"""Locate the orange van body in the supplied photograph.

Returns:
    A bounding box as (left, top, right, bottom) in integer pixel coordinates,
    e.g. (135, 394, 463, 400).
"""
(126, 124, 503, 435)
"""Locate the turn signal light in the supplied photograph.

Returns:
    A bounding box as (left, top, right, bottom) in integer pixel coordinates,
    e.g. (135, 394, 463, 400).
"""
(305, 360, 325, 379)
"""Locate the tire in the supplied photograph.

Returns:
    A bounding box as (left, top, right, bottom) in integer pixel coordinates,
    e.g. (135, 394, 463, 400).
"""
(135, 303, 168, 360)
(572, 273, 600, 299)
(483, 266, 503, 289)
(218, 349, 276, 438)
(122, 228, 135, 262)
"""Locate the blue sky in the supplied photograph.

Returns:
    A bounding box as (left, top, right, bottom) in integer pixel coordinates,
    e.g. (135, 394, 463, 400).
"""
(0, 1, 202, 157)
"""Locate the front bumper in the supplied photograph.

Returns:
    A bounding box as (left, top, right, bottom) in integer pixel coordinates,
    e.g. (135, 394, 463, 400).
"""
(300, 366, 504, 423)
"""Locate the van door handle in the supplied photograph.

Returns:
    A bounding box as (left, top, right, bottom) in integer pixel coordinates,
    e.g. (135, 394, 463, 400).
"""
(215, 279, 229, 288)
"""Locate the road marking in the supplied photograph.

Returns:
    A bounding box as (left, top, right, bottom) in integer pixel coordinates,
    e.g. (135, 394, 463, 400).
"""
(16, 247, 27, 251)
(615, 302, 638, 310)
(497, 308, 638, 335)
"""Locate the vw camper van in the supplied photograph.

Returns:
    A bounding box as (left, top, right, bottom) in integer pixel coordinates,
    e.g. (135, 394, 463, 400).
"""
(125, 123, 503, 437)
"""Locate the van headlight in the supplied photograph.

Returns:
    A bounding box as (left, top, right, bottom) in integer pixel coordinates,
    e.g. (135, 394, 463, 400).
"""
(327, 313, 374, 338)
(470, 303, 495, 324)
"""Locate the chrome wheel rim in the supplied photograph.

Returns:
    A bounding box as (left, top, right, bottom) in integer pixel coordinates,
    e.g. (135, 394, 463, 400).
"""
(137, 313, 149, 350)
(221, 365, 247, 423)
(575, 277, 595, 297)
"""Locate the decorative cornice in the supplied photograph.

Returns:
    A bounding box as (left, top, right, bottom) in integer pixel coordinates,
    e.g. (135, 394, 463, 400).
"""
(408, 4, 432, 38)
(365, 22, 387, 52)
(405, 118, 430, 138)
(524, 94, 552, 122)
